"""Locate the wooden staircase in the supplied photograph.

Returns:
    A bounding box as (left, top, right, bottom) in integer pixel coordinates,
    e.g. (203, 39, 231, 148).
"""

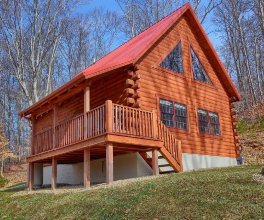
(140, 113, 183, 174)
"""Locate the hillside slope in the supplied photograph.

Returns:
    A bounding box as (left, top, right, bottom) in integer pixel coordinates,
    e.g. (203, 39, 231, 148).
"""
(240, 131, 264, 165)
(0, 165, 264, 219)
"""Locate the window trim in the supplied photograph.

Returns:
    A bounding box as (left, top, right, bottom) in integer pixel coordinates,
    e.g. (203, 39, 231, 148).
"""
(158, 96, 189, 132)
(196, 107, 222, 138)
(153, 39, 186, 78)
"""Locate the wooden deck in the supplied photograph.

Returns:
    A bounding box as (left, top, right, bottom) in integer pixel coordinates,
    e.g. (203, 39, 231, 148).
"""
(27, 100, 182, 190)
(29, 101, 164, 162)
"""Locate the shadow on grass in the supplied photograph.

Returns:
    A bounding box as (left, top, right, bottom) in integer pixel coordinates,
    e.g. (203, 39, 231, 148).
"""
(1, 182, 26, 193)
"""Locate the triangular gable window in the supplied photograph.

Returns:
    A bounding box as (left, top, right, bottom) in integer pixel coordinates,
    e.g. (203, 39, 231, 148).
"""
(160, 42, 183, 74)
(191, 47, 211, 84)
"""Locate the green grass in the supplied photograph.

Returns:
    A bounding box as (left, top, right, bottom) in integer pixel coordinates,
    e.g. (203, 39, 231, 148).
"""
(1, 165, 264, 219)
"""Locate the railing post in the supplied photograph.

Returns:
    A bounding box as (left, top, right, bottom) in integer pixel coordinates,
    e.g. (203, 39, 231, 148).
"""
(53, 105, 58, 149)
(105, 100, 113, 133)
(31, 116, 36, 155)
(84, 85, 90, 139)
(151, 110, 158, 139)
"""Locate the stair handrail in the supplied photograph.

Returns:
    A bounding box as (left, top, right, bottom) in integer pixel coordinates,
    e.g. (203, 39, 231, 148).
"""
(154, 112, 183, 171)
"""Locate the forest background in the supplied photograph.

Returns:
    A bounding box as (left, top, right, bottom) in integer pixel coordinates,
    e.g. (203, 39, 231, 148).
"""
(0, 0, 264, 172)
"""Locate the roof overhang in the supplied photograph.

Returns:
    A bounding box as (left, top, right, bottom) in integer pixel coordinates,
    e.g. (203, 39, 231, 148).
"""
(18, 63, 133, 118)
(18, 73, 86, 118)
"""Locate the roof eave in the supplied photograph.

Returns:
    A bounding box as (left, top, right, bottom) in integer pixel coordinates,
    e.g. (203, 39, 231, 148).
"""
(186, 8, 241, 101)
(133, 3, 191, 64)
(18, 73, 86, 117)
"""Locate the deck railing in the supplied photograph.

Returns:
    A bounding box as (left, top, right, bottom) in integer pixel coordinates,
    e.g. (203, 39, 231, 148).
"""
(32, 101, 155, 155)
(112, 104, 154, 138)
(31, 100, 181, 167)
(86, 104, 106, 138)
(33, 128, 53, 155)
(156, 116, 182, 166)
(55, 113, 85, 148)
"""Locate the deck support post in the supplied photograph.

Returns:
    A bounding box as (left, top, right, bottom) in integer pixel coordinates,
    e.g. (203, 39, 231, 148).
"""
(51, 157, 57, 190)
(106, 142, 113, 184)
(84, 85, 90, 139)
(28, 162, 34, 191)
(53, 105, 58, 149)
(152, 148, 159, 176)
(84, 148, 90, 188)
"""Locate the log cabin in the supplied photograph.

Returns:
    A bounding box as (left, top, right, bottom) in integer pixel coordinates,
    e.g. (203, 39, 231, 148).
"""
(19, 3, 241, 190)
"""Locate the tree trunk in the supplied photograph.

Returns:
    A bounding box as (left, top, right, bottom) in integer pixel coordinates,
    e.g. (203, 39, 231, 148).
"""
(1, 157, 4, 176)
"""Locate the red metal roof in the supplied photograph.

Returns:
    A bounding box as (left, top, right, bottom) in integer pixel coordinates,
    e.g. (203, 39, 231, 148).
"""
(19, 3, 240, 117)
(76, 3, 189, 78)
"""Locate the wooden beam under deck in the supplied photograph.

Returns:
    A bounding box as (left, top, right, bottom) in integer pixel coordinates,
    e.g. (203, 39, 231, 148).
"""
(105, 134, 163, 148)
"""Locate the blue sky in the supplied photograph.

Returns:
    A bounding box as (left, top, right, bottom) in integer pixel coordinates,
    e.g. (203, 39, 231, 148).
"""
(77, 0, 121, 13)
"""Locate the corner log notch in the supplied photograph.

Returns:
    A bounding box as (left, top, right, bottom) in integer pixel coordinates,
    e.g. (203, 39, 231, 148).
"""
(125, 67, 141, 108)
(229, 102, 241, 158)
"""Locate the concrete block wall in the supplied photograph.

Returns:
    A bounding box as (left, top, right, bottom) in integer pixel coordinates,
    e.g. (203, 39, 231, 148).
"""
(182, 153, 237, 171)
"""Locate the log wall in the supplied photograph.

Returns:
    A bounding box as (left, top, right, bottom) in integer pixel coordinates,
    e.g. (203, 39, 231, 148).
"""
(35, 111, 53, 135)
(35, 72, 127, 134)
(135, 15, 236, 158)
(90, 72, 127, 108)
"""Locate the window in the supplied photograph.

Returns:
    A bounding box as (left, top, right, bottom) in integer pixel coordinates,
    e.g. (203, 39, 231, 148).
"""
(160, 99, 188, 130)
(160, 42, 183, 74)
(191, 47, 211, 84)
(198, 109, 220, 135)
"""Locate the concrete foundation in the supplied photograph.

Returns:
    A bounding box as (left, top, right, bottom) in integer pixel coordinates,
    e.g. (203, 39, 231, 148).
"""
(40, 152, 237, 185)
(182, 153, 237, 171)
(34, 163, 43, 186)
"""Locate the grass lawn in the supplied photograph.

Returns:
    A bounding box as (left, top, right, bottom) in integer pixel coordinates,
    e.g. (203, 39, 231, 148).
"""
(0, 165, 264, 219)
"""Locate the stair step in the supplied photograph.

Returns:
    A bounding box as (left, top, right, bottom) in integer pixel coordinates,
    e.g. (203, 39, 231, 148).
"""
(146, 151, 162, 157)
(158, 164, 171, 167)
(159, 166, 174, 172)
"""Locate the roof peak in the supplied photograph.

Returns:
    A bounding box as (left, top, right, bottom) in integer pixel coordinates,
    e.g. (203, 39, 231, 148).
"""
(75, 3, 191, 78)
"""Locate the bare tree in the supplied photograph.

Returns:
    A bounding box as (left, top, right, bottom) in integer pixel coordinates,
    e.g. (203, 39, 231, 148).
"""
(0, 0, 89, 106)
(214, 0, 264, 115)
(116, 0, 221, 39)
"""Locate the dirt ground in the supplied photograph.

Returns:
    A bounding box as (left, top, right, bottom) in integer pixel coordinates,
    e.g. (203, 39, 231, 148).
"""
(3, 163, 27, 183)
(240, 131, 264, 165)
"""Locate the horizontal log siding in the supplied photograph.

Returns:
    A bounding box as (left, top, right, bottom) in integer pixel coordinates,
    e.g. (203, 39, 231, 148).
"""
(35, 112, 53, 135)
(58, 92, 84, 124)
(34, 72, 126, 135)
(90, 72, 127, 108)
(136, 15, 236, 158)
